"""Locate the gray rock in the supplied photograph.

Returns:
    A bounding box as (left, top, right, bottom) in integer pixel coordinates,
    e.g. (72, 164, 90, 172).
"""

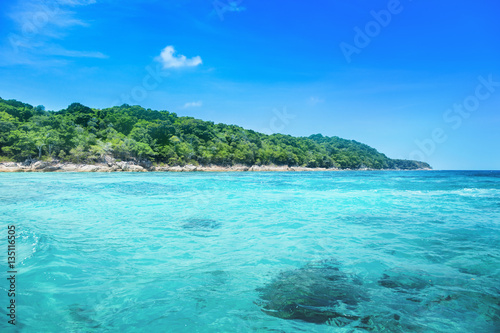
(138, 159, 153, 169)
(168, 166, 184, 172)
(115, 161, 144, 171)
(183, 164, 197, 171)
(32, 161, 50, 170)
(3, 162, 18, 168)
(42, 165, 61, 172)
(60, 163, 79, 171)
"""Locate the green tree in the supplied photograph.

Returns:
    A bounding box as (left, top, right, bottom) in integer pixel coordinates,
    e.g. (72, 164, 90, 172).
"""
(2, 130, 35, 160)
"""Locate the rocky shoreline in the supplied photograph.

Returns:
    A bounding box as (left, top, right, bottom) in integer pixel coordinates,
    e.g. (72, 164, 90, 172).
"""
(0, 161, 431, 172)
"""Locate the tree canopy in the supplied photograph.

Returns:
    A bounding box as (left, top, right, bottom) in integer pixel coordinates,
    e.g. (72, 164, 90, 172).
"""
(0, 97, 431, 169)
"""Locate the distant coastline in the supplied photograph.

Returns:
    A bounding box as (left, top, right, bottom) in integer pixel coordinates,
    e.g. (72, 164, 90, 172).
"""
(0, 160, 432, 172)
(0, 98, 431, 172)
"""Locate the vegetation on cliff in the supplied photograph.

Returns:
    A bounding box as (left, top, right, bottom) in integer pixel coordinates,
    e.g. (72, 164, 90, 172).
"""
(0, 97, 430, 169)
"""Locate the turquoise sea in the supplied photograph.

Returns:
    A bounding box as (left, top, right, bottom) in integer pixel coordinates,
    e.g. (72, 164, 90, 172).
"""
(1, 171, 499, 332)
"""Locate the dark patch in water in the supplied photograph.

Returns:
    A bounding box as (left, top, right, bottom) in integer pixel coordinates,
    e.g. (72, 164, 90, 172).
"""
(378, 268, 432, 292)
(405, 296, 423, 303)
(458, 267, 482, 276)
(256, 260, 369, 326)
(202, 270, 230, 290)
(431, 295, 455, 304)
(182, 218, 221, 231)
(68, 304, 101, 329)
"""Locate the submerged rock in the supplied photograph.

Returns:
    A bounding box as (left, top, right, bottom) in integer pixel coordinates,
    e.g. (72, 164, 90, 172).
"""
(182, 218, 221, 230)
(256, 260, 368, 326)
(378, 268, 433, 292)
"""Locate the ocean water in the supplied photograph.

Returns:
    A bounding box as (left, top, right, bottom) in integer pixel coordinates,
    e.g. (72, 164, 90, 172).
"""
(0, 171, 499, 332)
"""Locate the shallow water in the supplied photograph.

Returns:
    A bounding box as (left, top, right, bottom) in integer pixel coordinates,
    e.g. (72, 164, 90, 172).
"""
(0, 171, 499, 332)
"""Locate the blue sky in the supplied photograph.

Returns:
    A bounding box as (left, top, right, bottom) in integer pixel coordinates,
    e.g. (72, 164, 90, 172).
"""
(1, 0, 499, 169)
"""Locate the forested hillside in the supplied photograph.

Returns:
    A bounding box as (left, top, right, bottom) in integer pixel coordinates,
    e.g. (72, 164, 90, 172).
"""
(0, 97, 430, 169)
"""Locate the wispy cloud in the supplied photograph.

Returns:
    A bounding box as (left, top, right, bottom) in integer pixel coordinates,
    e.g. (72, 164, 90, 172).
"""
(212, 0, 246, 20)
(43, 46, 108, 59)
(9, 0, 93, 36)
(183, 101, 203, 108)
(6, 0, 106, 63)
(226, 1, 246, 13)
(155, 46, 202, 69)
(58, 0, 96, 5)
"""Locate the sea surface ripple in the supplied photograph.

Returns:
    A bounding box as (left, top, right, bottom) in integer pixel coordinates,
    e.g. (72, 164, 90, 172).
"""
(0, 171, 499, 332)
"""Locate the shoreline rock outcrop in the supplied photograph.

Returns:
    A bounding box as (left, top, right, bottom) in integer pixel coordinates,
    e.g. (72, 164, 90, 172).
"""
(0, 161, 431, 173)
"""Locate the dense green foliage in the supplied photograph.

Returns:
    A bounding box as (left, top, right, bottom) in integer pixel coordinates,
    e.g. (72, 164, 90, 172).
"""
(0, 97, 430, 169)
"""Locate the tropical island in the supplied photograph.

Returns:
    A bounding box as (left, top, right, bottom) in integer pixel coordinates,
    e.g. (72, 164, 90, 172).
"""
(0, 97, 431, 172)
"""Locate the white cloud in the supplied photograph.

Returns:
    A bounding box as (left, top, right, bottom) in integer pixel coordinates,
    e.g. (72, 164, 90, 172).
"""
(183, 101, 203, 108)
(156, 46, 202, 69)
